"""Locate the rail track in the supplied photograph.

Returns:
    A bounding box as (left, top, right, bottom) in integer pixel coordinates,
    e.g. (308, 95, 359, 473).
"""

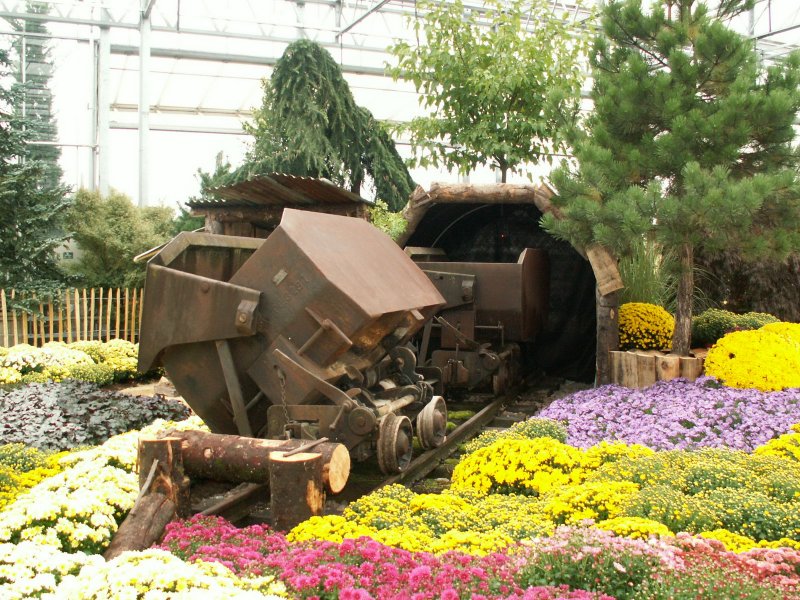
(191, 391, 530, 525)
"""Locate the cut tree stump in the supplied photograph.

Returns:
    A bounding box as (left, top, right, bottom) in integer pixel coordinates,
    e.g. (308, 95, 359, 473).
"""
(656, 354, 681, 381)
(635, 352, 657, 388)
(269, 451, 324, 531)
(165, 430, 350, 494)
(104, 437, 189, 560)
(680, 356, 704, 382)
(611, 350, 704, 388)
(138, 436, 190, 516)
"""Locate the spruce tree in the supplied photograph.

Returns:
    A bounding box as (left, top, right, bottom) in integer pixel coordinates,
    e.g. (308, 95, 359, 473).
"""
(240, 40, 415, 211)
(543, 0, 800, 355)
(0, 48, 69, 299)
(10, 1, 62, 189)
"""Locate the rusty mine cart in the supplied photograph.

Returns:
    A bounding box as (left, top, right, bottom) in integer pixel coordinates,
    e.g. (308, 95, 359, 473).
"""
(137, 208, 548, 476)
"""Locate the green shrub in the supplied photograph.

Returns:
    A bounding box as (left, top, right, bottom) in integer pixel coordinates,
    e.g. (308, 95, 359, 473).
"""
(691, 308, 778, 347)
(65, 363, 115, 386)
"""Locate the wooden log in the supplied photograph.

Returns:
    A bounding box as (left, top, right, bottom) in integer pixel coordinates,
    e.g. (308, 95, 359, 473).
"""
(620, 351, 639, 388)
(137, 437, 190, 517)
(30, 302, 38, 347)
(57, 291, 63, 344)
(680, 356, 703, 382)
(65, 290, 72, 343)
(20, 304, 27, 346)
(47, 299, 54, 344)
(1, 289, 7, 348)
(656, 354, 681, 381)
(595, 288, 620, 385)
(609, 350, 625, 385)
(138, 289, 144, 340)
(397, 182, 563, 248)
(10, 290, 17, 346)
(105, 288, 112, 342)
(123, 288, 130, 341)
(38, 301, 45, 346)
(165, 429, 350, 494)
(635, 352, 657, 388)
(82, 289, 88, 341)
(587, 245, 624, 296)
(73, 289, 80, 342)
(115, 288, 121, 339)
(269, 451, 324, 531)
(130, 289, 138, 343)
(89, 289, 95, 341)
(103, 492, 176, 560)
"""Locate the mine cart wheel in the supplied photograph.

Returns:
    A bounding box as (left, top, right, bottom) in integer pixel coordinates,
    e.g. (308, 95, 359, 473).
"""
(377, 413, 414, 474)
(416, 395, 447, 450)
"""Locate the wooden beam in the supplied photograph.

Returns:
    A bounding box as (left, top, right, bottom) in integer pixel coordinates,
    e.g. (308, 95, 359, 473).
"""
(215, 340, 254, 437)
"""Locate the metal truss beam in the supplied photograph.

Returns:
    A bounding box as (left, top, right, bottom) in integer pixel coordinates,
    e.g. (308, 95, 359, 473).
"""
(110, 44, 388, 77)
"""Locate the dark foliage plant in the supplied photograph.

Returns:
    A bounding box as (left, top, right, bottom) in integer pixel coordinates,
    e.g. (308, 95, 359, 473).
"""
(0, 381, 190, 451)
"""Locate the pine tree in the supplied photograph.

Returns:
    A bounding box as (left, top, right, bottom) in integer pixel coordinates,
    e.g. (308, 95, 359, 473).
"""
(10, 1, 62, 189)
(0, 48, 69, 298)
(239, 40, 415, 211)
(543, 0, 800, 355)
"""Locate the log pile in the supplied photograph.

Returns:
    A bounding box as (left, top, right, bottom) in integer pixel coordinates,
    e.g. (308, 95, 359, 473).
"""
(609, 350, 706, 389)
(104, 431, 350, 559)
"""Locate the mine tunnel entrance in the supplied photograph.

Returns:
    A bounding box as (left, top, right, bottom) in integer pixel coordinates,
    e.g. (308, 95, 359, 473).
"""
(403, 202, 597, 383)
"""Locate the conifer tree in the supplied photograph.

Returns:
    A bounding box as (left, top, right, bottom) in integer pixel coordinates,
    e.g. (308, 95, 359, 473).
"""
(239, 40, 415, 211)
(0, 48, 69, 298)
(543, 0, 800, 355)
(10, 1, 62, 189)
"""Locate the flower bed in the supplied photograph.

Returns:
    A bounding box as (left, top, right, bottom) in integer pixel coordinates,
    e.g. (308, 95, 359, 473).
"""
(0, 339, 152, 386)
(2, 359, 800, 598)
(157, 516, 799, 599)
(539, 378, 800, 451)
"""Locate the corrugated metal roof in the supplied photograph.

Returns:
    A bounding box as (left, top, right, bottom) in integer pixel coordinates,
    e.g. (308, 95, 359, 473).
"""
(188, 173, 372, 208)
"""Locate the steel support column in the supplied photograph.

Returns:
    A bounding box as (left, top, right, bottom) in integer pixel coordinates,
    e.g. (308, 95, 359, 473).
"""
(138, 10, 151, 207)
(97, 25, 111, 196)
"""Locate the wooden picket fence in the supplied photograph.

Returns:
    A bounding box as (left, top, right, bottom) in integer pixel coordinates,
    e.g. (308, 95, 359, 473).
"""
(0, 288, 144, 348)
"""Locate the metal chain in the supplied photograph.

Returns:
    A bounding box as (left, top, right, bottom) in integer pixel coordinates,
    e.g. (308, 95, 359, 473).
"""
(276, 368, 292, 438)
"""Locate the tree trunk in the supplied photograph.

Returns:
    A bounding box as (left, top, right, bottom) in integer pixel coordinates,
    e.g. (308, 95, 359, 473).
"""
(269, 451, 324, 531)
(164, 429, 350, 494)
(104, 493, 176, 560)
(138, 437, 190, 517)
(595, 287, 619, 385)
(672, 243, 694, 356)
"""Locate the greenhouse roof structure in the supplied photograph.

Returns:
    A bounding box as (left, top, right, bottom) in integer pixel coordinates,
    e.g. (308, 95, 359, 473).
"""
(0, 0, 798, 206)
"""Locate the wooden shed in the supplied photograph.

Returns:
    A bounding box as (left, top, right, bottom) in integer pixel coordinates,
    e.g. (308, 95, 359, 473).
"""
(189, 173, 372, 238)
